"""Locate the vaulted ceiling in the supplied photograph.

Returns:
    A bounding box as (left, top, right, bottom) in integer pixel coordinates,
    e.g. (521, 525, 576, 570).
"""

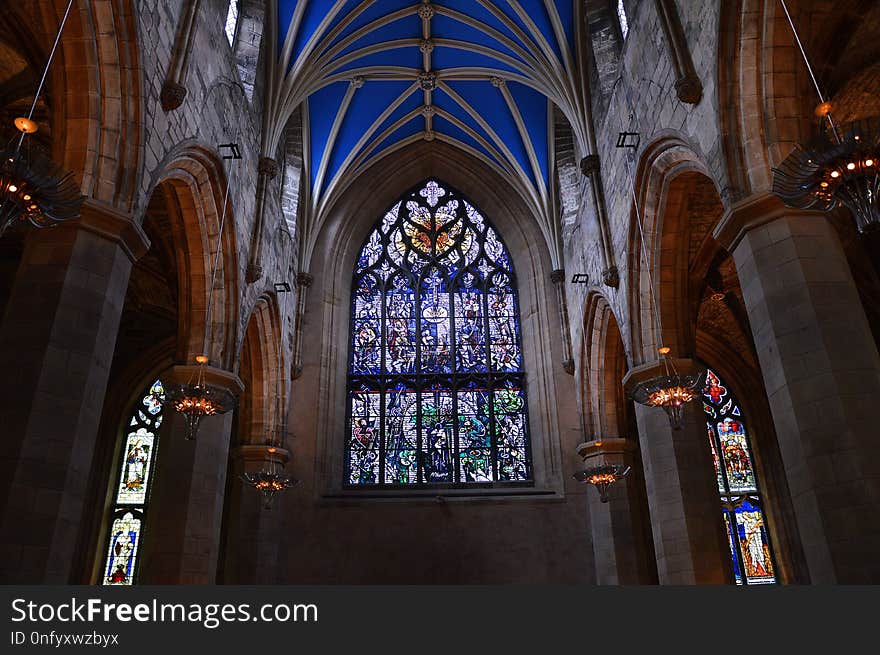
(267, 1, 591, 267)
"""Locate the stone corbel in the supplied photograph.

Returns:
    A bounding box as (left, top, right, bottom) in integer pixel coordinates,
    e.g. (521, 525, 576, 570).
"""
(245, 156, 280, 284)
(576, 438, 635, 469)
(160, 0, 202, 111)
(231, 444, 291, 473)
(291, 272, 313, 379)
(74, 199, 151, 263)
(550, 269, 575, 374)
(654, 0, 703, 104)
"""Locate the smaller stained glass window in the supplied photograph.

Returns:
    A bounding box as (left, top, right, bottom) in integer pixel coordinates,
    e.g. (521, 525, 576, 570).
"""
(703, 370, 777, 585)
(101, 380, 165, 586)
(225, 0, 240, 47)
(617, 0, 630, 39)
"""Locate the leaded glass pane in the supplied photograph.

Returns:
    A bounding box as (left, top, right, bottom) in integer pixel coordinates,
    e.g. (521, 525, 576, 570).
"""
(102, 379, 164, 586)
(104, 511, 142, 586)
(703, 370, 777, 584)
(733, 499, 776, 585)
(345, 180, 531, 487)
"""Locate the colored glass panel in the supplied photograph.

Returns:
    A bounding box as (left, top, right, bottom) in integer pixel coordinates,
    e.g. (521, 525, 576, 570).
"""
(703, 370, 777, 584)
(101, 380, 164, 586)
(345, 180, 531, 486)
(104, 512, 142, 586)
(733, 500, 776, 585)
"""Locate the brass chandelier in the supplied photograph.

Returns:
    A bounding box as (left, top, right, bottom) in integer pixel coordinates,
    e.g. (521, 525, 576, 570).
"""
(771, 0, 880, 233)
(573, 464, 631, 503)
(1, 0, 84, 238)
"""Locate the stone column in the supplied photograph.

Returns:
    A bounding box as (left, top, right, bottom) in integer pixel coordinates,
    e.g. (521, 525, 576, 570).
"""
(138, 365, 243, 584)
(245, 157, 280, 283)
(0, 201, 149, 583)
(577, 439, 656, 584)
(623, 360, 732, 584)
(222, 445, 289, 583)
(653, 0, 703, 104)
(160, 0, 202, 111)
(714, 193, 880, 583)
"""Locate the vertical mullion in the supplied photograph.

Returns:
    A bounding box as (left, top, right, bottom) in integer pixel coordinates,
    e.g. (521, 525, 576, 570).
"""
(379, 278, 388, 485)
(484, 283, 498, 482)
(450, 286, 460, 483)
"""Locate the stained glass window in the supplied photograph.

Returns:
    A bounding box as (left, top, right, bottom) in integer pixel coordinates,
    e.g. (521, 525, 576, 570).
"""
(703, 370, 777, 584)
(224, 0, 240, 47)
(101, 380, 165, 585)
(346, 180, 532, 487)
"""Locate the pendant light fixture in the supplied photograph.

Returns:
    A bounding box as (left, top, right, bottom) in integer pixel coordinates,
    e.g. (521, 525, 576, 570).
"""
(1, 0, 85, 238)
(772, 0, 880, 233)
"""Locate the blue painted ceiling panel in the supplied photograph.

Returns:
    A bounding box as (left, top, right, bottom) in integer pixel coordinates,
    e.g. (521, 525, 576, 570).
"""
(366, 116, 424, 162)
(308, 81, 350, 183)
(508, 81, 549, 184)
(325, 81, 416, 185)
(332, 46, 422, 74)
(433, 115, 502, 168)
(336, 14, 423, 57)
(445, 80, 535, 187)
(326, 0, 417, 50)
(436, 0, 525, 51)
(277, 1, 574, 201)
(432, 87, 497, 151)
(434, 45, 521, 75)
(431, 13, 527, 65)
(277, 0, 299, 58)
(370, 88, 423, 140)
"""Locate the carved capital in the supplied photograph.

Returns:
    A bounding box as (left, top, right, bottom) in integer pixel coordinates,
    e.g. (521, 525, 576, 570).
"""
(674, 74, 703, 105)
(231, 445, 291, 470)
(246, 263, 264, 284)
(562, 359, 575, 375)
(621, 358, 701, 396)
(74, 199, 151, 263)
(713, 191, 825, 252)
(160, 81, 188, 112)
(258, 156, 279, 179)
(580, 154, 601, 177)
(602, 266, 619, 288)
(167, 364, 245, 396)
(296, 272, 314, 289)
(576, 438, 635, 467)
(550, 269, 566, 285)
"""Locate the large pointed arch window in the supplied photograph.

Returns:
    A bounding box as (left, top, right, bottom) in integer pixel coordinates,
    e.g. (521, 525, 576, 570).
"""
(703, 370, 777, 584)
(100, 380, 165, 585)
(346, 180, 532, 487)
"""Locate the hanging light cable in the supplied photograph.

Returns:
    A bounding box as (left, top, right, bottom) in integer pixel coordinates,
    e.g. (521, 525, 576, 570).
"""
(1, 0, 85, 238)
(163, 139, 240, 440)
(619, 116, 705, 429)
(772, 0, 880, 233)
